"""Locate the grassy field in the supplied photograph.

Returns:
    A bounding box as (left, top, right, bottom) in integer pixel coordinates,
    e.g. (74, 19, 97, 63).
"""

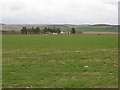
(61, 26, 118, 32)
(2, 34, 118, 88)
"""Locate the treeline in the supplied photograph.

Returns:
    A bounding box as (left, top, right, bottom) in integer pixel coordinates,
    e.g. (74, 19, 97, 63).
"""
(21, 27, 61, 34)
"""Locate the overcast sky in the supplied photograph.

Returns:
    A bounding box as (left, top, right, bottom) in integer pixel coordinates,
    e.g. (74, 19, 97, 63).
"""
(0, 0, 119, 25)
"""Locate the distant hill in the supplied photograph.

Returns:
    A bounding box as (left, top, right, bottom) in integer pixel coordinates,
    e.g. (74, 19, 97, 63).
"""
(92, 24, 111, 26)
(0, 23, 6, 25)
(1, 24, 118, 32)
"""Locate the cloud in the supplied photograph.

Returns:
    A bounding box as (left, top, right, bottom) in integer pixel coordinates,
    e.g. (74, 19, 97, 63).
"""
(1, 0, 118, 24)
(2, 0, 26, 11)
(105, 2, 118, 5)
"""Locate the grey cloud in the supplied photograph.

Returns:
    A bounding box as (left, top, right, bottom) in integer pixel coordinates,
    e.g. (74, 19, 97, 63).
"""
(105, 1, 118, 5)
(10, 4, 26, 11)
(1, 0, 118, 25)
(2, 0, 26, 11)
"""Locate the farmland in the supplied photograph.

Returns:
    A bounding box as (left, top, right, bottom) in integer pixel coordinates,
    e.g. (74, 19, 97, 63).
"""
(2, 34, 118, 88)
(0, 24, 118, 33)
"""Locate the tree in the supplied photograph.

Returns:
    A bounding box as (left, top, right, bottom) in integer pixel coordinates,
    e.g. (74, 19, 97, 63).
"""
(27, 28, 31, 34)
(71, 28, 76, 34)
(35, 27, 40, 34)
(31, 27, 35, 34)
(43, 27, 48, 34)
(21, 27, 27, 34)
(55, 28, 61, 33)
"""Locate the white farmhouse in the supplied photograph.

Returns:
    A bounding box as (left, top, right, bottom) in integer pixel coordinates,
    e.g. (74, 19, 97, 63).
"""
(53, 33, 58, 35)
(60, 31, 65, 34)
(60, 31, 70, 34)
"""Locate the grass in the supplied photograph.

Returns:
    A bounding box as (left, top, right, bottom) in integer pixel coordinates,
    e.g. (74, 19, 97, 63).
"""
(61, 26, 118, 32)
(2, 34, 118, 88)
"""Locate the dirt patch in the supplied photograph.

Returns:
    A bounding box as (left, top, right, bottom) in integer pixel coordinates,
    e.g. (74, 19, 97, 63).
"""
(82, 32, 118, 34)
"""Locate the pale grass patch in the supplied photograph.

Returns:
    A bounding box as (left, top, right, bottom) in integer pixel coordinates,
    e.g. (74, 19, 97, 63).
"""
(84, 66, 88, 68)
(48, 59, 55, 62)
(82, 72, 101, 75)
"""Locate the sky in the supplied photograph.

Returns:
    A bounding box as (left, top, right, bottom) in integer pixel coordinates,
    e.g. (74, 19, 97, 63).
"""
(0, 0, 119, 25)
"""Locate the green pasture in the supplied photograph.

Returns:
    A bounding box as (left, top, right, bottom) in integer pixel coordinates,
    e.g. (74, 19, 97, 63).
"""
(2, 34, 118, 88)
(61, 26, 118, 32)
